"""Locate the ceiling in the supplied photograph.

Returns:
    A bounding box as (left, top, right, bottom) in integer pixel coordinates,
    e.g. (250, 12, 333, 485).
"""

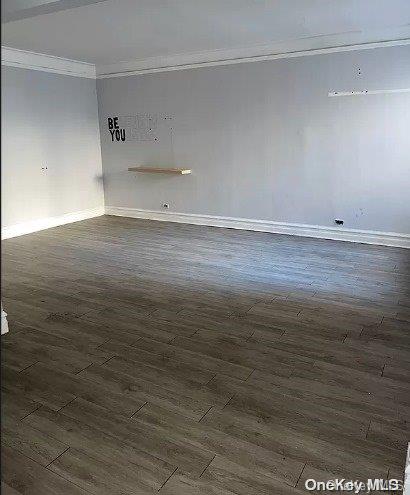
(2, 0, 410, 67)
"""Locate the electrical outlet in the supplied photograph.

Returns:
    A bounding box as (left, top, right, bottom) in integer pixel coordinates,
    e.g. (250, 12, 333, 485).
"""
(162, 203, 170, 209)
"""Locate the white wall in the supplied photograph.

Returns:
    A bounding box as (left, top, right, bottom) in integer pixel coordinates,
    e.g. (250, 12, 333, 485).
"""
(1, 66, 104, 234)
(97, 45, 410, 236)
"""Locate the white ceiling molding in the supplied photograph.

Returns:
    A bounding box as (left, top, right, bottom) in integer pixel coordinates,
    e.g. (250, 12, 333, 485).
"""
(96, 38, 410, 79)
(1, 46, 96, 78)
(2, 38, 409, 81)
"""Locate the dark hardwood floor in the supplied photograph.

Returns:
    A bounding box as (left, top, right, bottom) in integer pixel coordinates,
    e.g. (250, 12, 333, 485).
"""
(1, 215, 409, 494)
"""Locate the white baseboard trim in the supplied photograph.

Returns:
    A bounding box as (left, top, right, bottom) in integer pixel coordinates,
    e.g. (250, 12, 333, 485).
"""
(2, 207, 105, 240)
(105, 206, 410, 249)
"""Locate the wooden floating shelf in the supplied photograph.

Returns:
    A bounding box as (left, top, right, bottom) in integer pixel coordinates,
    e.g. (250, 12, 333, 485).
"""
(128, 167, 191, 175)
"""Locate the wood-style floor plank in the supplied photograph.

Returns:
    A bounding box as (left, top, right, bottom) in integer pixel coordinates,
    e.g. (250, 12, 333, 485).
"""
(1, 446, 89, 495)
(2, 413, 69, 466)
(24, 405, 174, 490)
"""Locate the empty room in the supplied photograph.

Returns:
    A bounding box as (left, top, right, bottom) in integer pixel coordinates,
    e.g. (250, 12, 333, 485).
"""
(1, 0, 410, 493)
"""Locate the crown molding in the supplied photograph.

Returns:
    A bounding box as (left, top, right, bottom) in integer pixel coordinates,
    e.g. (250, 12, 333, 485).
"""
(96, 37, 410, 79)
(2, 35, 409, 81)
(1, 46, 96, 79)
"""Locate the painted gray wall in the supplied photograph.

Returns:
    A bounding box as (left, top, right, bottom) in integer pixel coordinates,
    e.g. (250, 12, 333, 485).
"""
(2, 66, 103, 228)
(98, 45, 410, 235)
